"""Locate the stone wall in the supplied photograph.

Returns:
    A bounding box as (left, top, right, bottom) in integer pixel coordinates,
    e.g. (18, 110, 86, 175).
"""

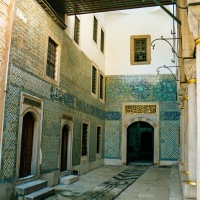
(0, 0, 15, 165)
(0, 0, 105, 188)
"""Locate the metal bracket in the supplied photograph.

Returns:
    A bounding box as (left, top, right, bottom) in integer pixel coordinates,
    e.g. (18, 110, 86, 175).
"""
(152, 0, 181, 25)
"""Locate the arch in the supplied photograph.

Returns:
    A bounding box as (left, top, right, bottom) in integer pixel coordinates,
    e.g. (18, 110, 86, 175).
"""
(125, 117, 157, 129)
(16, 94, 43, 179)
(21, 107, 40, 121)
(60, 125, 69, 172)
(60, 118, 74, 173)
(121, 116, 159, 165)
(127, 121, 154, 164)
(19, 112, 35, 178)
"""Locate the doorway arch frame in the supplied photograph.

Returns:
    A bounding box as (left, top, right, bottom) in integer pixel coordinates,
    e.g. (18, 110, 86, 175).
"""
(60, 114, 74, 173)
(16, 93, 43, 179)
(121, 102, 159, 165)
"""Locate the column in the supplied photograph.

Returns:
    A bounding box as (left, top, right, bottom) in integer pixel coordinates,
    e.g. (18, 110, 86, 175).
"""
(179, 83, 188, 174)
(195, 37, 200, 200)
(187, 78, 197, 183)
(183, 97, 189, 174)
(182, 58, 197, 199)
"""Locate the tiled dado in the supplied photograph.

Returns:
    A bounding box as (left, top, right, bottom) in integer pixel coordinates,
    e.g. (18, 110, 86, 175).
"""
(105, 75, 180, 161)
(1, 65, 105, 180)
(50, 86, 105, 119)
(106, 74, 177, 102)
(10, 65, 105, 119)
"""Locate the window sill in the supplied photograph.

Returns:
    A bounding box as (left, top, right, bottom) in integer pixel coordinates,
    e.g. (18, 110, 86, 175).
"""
(81, 155, 89, 161)
(44, 75, 59, 86)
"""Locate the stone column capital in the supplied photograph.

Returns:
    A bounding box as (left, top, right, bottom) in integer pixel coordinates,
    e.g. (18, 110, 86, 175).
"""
(184, 58, 196, 80)
(187, 3, 200, 39)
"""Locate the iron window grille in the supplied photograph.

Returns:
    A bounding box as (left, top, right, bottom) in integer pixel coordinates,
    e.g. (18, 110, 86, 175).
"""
(97, 126, 101, 154)
(100, 74, 104, 100)
(74, 16, 80, 44)
(93, 16, 98, 43)
(130, 35, 151, 65)
(92, 66, 97, 94)
(46, 38, 57, 79)
(82, 123, 88, 156)
(134, 38, 147, 62)
(100, 29, 104, 53)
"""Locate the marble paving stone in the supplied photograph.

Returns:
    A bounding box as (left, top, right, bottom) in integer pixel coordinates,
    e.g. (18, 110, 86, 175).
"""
(45, 165, 183, 200)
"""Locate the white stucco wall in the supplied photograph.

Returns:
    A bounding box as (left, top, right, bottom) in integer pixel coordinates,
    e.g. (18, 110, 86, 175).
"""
(65, 6, 177, 76)
(105, 6, 177, 75)
(65, 13, 106, 74)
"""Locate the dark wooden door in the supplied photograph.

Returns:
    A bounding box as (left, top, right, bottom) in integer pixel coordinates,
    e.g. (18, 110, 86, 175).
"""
(60, 125, 68, 172)
(19, 112, 34, 178)
(127, 122, 153, 164)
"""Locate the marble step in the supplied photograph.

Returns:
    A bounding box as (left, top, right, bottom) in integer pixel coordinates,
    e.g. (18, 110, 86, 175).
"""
(24, 187, 54, 200)
(15, 179, 47, 196)
(60, 175, 79, 185)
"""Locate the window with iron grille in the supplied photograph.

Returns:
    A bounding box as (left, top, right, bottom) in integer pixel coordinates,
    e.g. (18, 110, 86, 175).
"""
(100, 29, 104, 53)
(134, 38, 147, 62)
(99, 74, 104, 100)
(92, 66, 97, 94)
(74, 16, 80, 44)
(130, 35, 151, 65)
(82, 123, 88, 156)
(96, 126, 101, 154)
(46, 38, 58, 79)
(93, 16, 98, 43)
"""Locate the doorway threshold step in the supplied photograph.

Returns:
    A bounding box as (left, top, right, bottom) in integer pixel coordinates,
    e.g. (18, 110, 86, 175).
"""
(60, 175, 79, 185)
(15, 179, 47, 195)
(24, 187, 54, 200)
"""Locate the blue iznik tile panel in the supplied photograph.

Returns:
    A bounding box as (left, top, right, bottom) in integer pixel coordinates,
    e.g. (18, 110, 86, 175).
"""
(104, 120, 121, 159)
(1, 65, 105, 181)
(105, 75, 180, 161)
(160, 120, 180, 160)
(1, 85, 21, 180)
(105, 112, 121, 120)
(161, 111, 180, 120)
(41, 99, 61, 174)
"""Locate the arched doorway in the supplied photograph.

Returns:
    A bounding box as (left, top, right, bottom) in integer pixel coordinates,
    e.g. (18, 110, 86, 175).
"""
(19, 112, 35, 178)
(60, 125, 69, 172)
(127, 121, 154, 164)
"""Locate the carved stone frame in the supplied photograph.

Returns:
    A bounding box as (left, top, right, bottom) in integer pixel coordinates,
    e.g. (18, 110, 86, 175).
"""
(121, 102, 159, 165)
(130, 35, 151, 65)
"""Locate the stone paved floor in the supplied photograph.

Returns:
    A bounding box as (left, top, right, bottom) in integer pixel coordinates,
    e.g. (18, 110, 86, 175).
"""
(45, 165, 183, 200)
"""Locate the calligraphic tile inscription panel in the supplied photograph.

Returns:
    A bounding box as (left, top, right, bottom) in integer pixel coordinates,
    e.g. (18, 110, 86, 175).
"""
(125, 105, 156, 114)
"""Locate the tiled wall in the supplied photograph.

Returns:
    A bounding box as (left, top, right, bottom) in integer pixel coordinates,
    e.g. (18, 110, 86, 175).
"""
(0, 0, 104, 182)
(105, 75, 180, 161)
(0, 0, 180, 184)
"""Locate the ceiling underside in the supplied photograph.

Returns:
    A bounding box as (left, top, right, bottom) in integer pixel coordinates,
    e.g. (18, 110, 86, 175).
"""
(46, 0, 173, 16)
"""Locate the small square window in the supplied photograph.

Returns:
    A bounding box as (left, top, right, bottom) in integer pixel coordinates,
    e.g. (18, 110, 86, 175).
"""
(74, 16, 80, 44)
(93, 16, 98, 43)
(130, 35, 151, 65)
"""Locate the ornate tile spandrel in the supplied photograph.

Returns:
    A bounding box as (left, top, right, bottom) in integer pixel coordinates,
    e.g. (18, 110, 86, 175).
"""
(125, 105, 156, 114)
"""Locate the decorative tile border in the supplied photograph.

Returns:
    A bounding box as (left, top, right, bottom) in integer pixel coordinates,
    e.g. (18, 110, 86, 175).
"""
(50, 86, 105, 119)
(105, 112, 121, 120)
(161, 111, 180, 120)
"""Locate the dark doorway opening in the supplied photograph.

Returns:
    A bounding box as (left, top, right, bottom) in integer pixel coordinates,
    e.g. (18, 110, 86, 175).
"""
(19, 112, 35, 178)
(60, 125, 69, 172)
(127, 121, 154, 164)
